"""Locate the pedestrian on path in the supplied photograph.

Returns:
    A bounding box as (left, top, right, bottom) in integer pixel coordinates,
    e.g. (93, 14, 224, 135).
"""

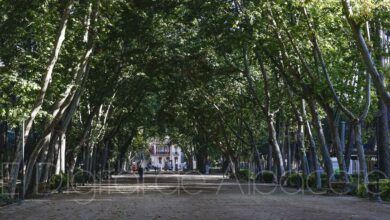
(138, 162, 144, 182)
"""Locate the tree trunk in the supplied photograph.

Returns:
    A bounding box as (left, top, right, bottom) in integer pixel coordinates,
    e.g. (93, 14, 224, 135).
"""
(296, 118, 309, 176)
(8, 0, 74, 197)
(377, 99, 390, 177)
(101, 140, 110, 175)
(42, 132, 59, 185)
(375, 20, 390, 178)
(340, 121, 346, 153)
(267, 143, 272, 170)
(68, 106, 99, 178)
(345, 123, 354, 170)
(24, 86, 84, 194)
(302, 100, 321, 188)
(267, 118, 285, 180)
(55, 132, 66, 174)
(307, 99, 334, 180)
(354, 122, 369, 186)
(287, 130, 292, 173)
(22, 0, 99, 191)
(325, 107, 349, 182)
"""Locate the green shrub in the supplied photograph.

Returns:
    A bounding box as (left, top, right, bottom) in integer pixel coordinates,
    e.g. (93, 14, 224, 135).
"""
(287, 173, 305, 188)
(380, 179, 390, 201)
(0, 186, 15, 205)
(346, 183, 358, 195)
(307, 173, 329, 188)
(260, 171, 274, 183)
(356, 184, 368, 197)
(369, 172, 386, 181)
(49, 173, 68, 191)
(349, 174, 359, 184)
(237, 169, 251, 180)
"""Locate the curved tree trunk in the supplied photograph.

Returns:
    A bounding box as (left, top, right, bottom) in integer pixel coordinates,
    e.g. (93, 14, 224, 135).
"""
(8, 0, 74, 197)
(68, 106, 99, 178)
(302, 100, 321, 188)
(307, 99, 334, 181)
(324, 107, 349, 182)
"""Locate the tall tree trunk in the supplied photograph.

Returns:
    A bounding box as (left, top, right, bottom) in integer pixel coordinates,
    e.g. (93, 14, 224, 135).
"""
(8, 0, 74, 197)
(375, 20, 390, 178)
(377, 99, 390, 178)
(267, 143, 272, 171)
(42, 132, 60, 185)
(267, 119, 285, 180)
(324, 107, 349, 182)
(295, 105, 309, 176)
(354, 122, 369, 185)
(117, 129, 137, 173)
(277, 113, 287, 170)
(302, 100, 321, 188)
(68, 105, 99, 178)
(340, 121, 346, 153)
(22, 0, 99, 192)
(345, 124, 355, 170)
(101, 139, 110, 176)
(55, 132, 66, 174)
(308, 99, 334, 180)
(287, 129, 292, 173)
(25, 83, 84, 192)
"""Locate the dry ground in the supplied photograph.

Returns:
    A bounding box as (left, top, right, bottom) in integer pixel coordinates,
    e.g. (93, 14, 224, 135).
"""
(0, 174, 389, 220)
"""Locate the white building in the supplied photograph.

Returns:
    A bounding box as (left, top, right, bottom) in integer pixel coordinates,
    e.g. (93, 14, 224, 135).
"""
(148, 137, 186, 171)
(331, 157, 361, 175)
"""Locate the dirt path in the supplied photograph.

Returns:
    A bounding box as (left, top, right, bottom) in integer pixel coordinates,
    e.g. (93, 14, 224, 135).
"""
(1, 174, 389, 220)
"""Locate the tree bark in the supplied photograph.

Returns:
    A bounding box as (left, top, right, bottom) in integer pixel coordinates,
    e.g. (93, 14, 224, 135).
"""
(377, 99, 390, 177)
(345, 123, 355, 170)
(26, 87, 83, 193)
(302, 100, 321, 188)
(354, 122, 369, 185)
(267, 143, 272, 171)
(324, 106, 349, 182)
(375, 20, 390, 178)
(287, 130, 292, 173)
(307, 99, 334, 180)
(8, 0, 74, 197)
(68, 105, 99, 177)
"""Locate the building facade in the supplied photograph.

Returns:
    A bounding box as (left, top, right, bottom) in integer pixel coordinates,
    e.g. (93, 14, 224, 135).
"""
(148, 137, 186, 171)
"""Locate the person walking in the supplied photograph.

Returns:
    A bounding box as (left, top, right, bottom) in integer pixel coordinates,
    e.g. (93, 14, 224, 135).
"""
(138, 162, 144, 182)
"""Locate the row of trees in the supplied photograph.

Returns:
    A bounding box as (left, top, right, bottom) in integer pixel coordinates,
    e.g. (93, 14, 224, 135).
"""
(0, 0, 389, 197)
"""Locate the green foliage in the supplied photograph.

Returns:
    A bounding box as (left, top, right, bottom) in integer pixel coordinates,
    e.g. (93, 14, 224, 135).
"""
(259, 171, 274, 183)
(287, 173, 305, 188)
(49, 173, 68, 191)
(0, 186, 14, 205)
(380, 179, 390, 201)
(237, 169, 251, 180)
(307, 173, 329, 188)
(1, 0, 389, 200)
(356, 184, 368, 198)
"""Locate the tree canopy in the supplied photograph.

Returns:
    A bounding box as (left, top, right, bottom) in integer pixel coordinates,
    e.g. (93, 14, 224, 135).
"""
(0, 0, 390, 197)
